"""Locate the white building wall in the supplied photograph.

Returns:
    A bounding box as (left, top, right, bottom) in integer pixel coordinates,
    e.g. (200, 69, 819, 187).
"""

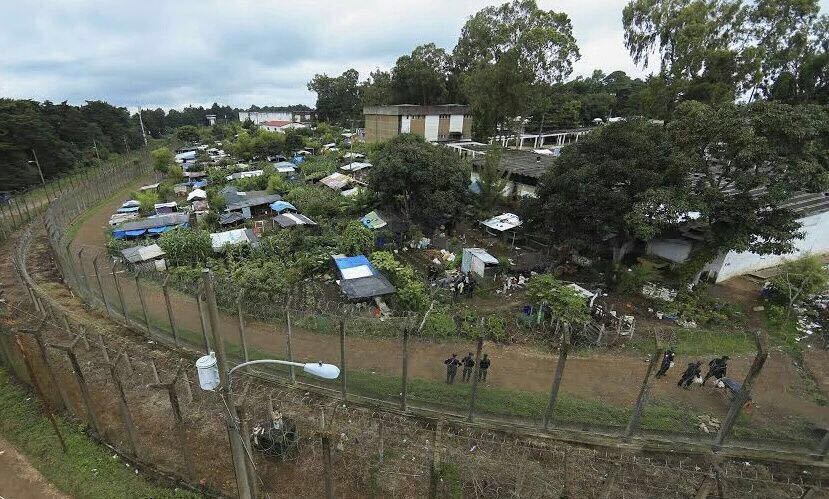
(424, 115, 439, 141)
(238, 111, 293, 124)
(714, 210, 829, 282)
(449, 114, 464, 133)
(401, 115, 411, 133)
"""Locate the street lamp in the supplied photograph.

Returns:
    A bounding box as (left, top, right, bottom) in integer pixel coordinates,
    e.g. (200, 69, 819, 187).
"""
(195, 352, 340, 391)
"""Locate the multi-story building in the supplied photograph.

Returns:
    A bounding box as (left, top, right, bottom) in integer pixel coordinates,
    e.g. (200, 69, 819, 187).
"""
(239, 110, 316, 124)
(363, 104, 472, 143)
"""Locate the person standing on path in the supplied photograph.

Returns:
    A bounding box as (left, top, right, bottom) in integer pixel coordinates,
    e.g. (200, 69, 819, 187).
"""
(655, 348, 675, 378)
(677, 361, 702, 389)
(444, 353, 460, 384)
(477, 354, 491, 382)
(461, 352, 475, 382)
(703, 356, 729, 385)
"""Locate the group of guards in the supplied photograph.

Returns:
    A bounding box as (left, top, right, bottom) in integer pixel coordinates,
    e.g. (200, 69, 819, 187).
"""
(443, 352, 491, 384)
(655, 348, 731, 389)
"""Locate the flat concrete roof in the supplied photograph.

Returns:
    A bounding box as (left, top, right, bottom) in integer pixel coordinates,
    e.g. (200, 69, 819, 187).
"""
(363, 104, 471, 116)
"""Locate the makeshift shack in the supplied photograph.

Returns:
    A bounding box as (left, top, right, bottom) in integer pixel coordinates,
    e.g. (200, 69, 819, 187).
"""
(222, 188, 282, 219)
(273, 213, 317, 228)
(154, 201, 178, 215)
(269, 201, 297, 214)
(187, 188, 207, 201)
(480, 212, 522, 245)
(120, 244, 166, 271)
(273, 161, 296, 174)
(210, 228, 259, 252)
(219, 212, 246, 227)
(112, 212, 189, 239)
(461, 248, 499, 277)
(332, 255, 396, 300)
(319, 172, 352, 194)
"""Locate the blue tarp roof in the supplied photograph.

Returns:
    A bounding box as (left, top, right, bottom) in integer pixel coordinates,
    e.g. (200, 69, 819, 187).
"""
(269, 201, 297, 213)
(291, 156, 305, 165)
(334, 255, 373, 271)
(192, 180, 208, 188)
(117, 206, 140, 213)
(125, 229, 146, 237)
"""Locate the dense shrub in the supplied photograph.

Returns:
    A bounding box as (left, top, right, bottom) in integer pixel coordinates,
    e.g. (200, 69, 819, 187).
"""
(338, 220, 374, 255)
(370, 251, 429, 311)
(158, 228, 212, 266)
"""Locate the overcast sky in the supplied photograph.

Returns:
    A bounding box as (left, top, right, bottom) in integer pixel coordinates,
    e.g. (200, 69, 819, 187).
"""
(1, 1, 822, 111)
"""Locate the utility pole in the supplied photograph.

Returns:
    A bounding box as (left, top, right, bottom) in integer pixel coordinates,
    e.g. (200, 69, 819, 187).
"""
(138, 108, 148, 146)
(92, 138, 101, 160)
(30, 149, 46, 186)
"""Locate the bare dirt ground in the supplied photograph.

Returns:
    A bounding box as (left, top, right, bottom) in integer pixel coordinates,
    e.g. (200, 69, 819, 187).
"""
(0, 435, 68, 499)
(63, 185, 829, 435)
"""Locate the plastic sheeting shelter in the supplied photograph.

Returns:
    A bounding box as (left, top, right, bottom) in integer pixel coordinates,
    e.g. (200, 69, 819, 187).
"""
(210, 228, 259, 252)
(269, 201, 297, 213)
(274, 162, 297, 173)
(112, 212, 189, 239)
(332, 255, 396, 300)
(319, 172, 351, 191)
(340, 162, 371, 172)
(273, 212, 316, 228)
(187, 188, 207, 201)
(121, 244, 165, 264)
(481, 213, 522, 232)
(461, 248, 499, 277)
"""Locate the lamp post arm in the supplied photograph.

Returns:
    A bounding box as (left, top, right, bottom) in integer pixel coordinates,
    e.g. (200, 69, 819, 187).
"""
(229, 359, 305, 376)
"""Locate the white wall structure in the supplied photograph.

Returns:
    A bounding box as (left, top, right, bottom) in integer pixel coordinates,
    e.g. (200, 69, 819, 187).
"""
(424, 115, 439, 141)
(712, 210, 829, 282)
(239, 111, 292, 124)
(449, 114, 464, 133)
(401, 115, 411, 134)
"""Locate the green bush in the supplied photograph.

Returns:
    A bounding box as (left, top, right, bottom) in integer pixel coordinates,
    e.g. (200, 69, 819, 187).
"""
(767, 255, 829, 309)
(338, 220, 374, 255)
(285, 184, 342, 218)
(422, 307, 457, 339)
(526, 274, 590, 325)
(158, 228, 212, 266)
(370, 251, 429, 311)
(617, 262, 659, 294)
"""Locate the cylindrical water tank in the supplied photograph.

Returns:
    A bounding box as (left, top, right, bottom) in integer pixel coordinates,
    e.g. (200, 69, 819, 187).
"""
(196, 352, 220, 390)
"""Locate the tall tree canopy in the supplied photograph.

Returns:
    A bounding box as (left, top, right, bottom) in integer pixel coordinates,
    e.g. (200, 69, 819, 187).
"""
(391, 43, 451, 105)
(368, 134, 470, 230)
(307, 69, 361, 125)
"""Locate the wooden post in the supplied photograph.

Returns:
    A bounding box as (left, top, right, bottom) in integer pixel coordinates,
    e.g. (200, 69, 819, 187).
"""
(75, 247, 88, 291)
(322, 433, 334, 499)
(624, 338, 663, 439)
(543, 324, 571, 430)
(196, 294, 211, 353)
(14, 335, 67, 453)
(236, 403, 259, 499)
(149, 368, 196, 482)
(400, 326, 410, 412)
(50, 339, 102, 436)
(162, 276, 179, 346)
(92, 254, 113, 319)
(237, 294, 249, 363)
(378, 420, 384, 464)
(713, 332, 768, 449)
(150, 358, 161, 384)
(429, 420, 444, 499)
(97, 333, 110, 363)
(339, 318, 347, 401)
(134, 273, 151, 334)
(285, 302, 296, 384)
(106, 357, 139, 457)
(17, 325, 66, 411)
(467, 336, 484, 422)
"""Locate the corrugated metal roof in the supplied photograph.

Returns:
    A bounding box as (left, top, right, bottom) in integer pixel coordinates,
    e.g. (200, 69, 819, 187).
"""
(115, 212, 189, 231)
(121, 244, 165, 263)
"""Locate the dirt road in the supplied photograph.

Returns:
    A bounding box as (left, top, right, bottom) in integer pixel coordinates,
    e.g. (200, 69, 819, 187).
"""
(0, 436, 68, 499)
(67, 185, 829, 431)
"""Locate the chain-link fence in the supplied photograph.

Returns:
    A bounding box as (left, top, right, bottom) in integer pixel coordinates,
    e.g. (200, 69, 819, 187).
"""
(0, 149, 818, 497)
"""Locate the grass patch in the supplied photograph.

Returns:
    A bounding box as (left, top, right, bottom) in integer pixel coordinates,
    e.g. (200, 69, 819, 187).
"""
(630, 327, 757, 356)
(0, 367, 197, 498)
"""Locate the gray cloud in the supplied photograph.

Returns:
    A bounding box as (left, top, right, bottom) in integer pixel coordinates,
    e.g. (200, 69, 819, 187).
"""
(2, 0, 769, 110)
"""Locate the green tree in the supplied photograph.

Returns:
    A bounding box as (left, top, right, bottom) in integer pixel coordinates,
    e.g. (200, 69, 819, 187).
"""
(133, 190, 158, 215)
(150, 147, 174, 174)
(768, 255, 829, 310)
(175, 125, 201, 143)
(338, 220, 375, 255)
(158, 228, 213, 266)
(307, 69, 361, 125)
(667, 100, 829, 262)
(526, 274, 590, 324)
(475, 144, 509, 210)
(368, 134, 470, 229)
(360, 70, 395, 107)
(391, 43, 450, 105)
(528, 119, 683, 262)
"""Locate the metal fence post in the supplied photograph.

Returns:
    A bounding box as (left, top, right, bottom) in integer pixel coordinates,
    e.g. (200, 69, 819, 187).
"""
(713, 331, 768, 449)
(285, 299, 296, 384)
(467, 336, 484, 422)
(106, 355, 139, 458)
(111, 264, 130, 327)
(543, 323, 570, 430)
(50, 338, 103, 436)
(149, 367, 196, 482)
(92, 254, 113, 319)
(14, 335, 66, 453)
(196, 293, 211, 353)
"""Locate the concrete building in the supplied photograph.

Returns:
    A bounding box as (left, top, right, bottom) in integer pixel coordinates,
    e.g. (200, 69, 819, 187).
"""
(647, 191, 829, 282)
(260, 120, 308, 133)
(363, 105, 472, 143)
(239, 110, 317, 124)
(447, 142, 554, 198)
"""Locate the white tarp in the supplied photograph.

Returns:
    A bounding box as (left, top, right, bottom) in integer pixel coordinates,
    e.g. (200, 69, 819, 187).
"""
(481, 213, 522, 232)
(340, 162, 372, 172)
(210, 229, 254, 251)
(187, 188, 207, 201)
(340, 265, 374, 280)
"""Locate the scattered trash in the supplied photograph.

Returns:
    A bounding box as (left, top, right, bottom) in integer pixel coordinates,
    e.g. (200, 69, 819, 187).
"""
(642, 283, 677, 302)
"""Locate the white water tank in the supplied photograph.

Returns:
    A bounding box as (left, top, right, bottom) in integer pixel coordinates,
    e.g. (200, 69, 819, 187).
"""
(196, 352, 220, 391)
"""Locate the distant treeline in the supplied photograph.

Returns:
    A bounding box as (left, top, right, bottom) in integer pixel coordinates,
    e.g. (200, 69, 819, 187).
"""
(0, 100, 311, 190)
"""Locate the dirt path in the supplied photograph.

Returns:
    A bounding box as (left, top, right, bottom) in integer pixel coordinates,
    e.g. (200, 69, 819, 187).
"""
(65, 187, 829, 431)
(0, 435, 68, 499)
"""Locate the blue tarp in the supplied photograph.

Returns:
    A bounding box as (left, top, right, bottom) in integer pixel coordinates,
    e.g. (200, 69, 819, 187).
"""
(269, 201, 297, 213)
(192, 180, 208, 188)
(334, 255, 374, 272)
(148, 226, 172, 234)
(117, 206, 140, 213)
(291, 156, 305, 165)
(125, 229, 146, 237)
